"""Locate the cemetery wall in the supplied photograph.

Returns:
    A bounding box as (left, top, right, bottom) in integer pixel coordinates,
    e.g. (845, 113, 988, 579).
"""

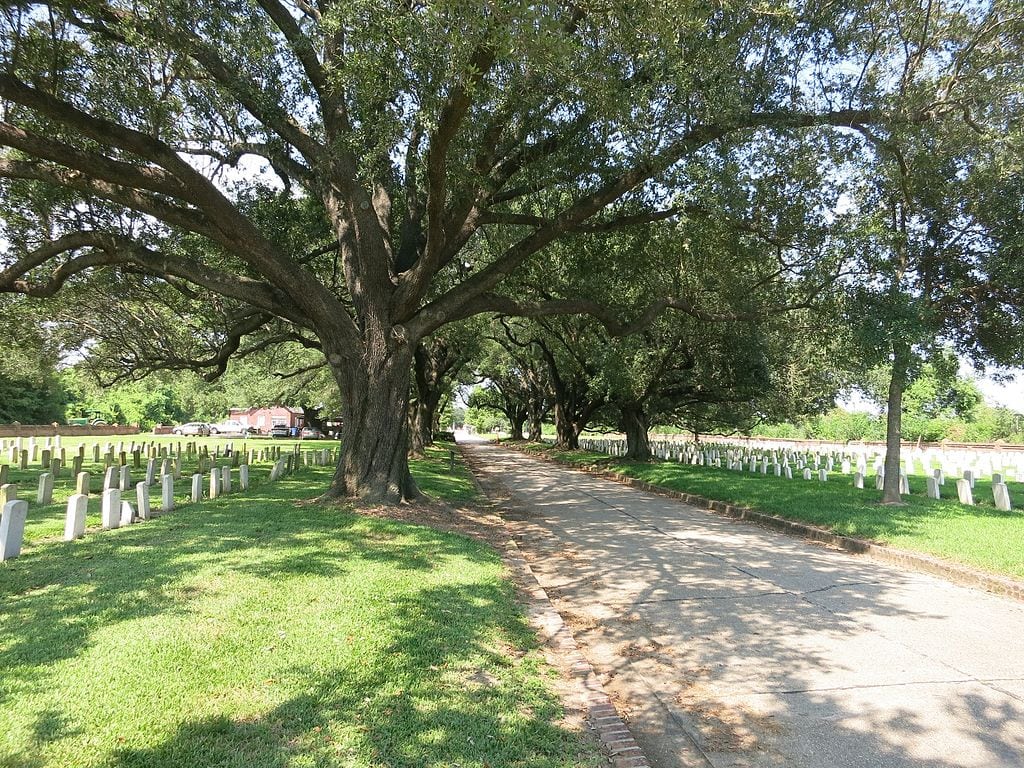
(0, 424, 141, 438)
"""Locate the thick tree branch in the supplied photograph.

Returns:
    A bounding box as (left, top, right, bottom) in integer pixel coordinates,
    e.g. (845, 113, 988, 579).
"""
(254, 0, 328, 98)
(0, 122, 194, 201)
(408, 107, 886, 338)
(0, 232, 310, 325)
(0, 156, 222, 240)
(443, 292, 820, 338)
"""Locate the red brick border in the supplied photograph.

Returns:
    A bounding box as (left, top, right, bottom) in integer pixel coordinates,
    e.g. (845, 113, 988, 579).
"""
(460, 447, 653, 768)
(504, 444, 1024, 604)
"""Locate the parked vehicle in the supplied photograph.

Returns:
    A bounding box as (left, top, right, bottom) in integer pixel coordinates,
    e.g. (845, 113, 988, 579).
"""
(300, 427, 324, 439)
(209, 420, 252, 435)
(268, 424, 291, 438)
(172, 422, 211, 436)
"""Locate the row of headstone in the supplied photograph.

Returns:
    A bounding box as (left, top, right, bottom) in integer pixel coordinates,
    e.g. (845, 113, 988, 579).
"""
(0, 442, 306, 512)
(577, 436, 1018, 511)
(690, 435, 1024, 484)
(0, 446, 335, 562)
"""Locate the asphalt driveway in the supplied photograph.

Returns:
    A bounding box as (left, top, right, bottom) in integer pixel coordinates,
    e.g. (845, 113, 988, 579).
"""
(465, 443, 1024, 768)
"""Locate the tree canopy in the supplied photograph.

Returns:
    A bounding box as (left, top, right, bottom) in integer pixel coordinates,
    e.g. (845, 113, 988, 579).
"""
(2, 0, 1021, 500)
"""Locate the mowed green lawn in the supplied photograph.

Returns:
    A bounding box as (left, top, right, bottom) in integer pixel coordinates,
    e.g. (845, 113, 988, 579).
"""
(520, 444, 1024, 580)
(4, 434, 337, 545)
(1, 447, 601, 768)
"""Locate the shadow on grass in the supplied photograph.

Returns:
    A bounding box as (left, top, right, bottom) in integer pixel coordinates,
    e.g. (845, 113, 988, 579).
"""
(105, 582, 584, 768)
(0, 472, 493, 703)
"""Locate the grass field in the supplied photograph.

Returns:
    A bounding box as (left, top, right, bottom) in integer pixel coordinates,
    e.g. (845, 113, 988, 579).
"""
(3, 435, 336, 547)
(0, 445, 601, 768)
(518, 443, 1024, 580)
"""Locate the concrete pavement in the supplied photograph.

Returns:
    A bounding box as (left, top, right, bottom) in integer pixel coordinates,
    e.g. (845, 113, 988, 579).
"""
(464, 442, 1024, 768)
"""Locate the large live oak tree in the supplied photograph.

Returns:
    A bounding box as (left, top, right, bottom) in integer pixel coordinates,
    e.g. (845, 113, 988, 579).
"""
(0, 0, 1005, 501)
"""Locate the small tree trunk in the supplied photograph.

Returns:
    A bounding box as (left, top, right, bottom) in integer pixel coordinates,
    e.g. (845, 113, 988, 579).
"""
(882, 341, 911, 505)
(329, 342, 418, 503)
(621, 404, 652, 461)
(408, 396, 436, 458)
(408, 402, 426, 458)
(553, 400, 579, 449)
(508, 412, 526, 440)
(528, 413, 543, 441)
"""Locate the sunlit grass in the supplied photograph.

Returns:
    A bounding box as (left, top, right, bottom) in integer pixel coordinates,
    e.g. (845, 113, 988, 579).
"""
(0, 450, 600, 768)
(518, 443, 1024, 580)
(411, 445, 480, 504)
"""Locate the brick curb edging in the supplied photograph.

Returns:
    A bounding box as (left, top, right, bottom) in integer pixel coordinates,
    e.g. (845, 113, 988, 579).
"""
(458, 446, 653, 768)
(503, 444, 1024, 604)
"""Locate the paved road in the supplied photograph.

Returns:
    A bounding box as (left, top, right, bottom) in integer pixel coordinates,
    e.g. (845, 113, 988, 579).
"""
(465, 443, 1024, 768)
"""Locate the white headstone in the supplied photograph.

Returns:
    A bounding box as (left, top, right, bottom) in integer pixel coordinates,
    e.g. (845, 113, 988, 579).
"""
(934, 468, 945, 486)
(222, 467, 232, 494)
(853, 472, 864, 489)
(161, 475, 174, 512)
(101, 488, 122, 529)
(145, 458, 156, 486)
(36, 472, 54, 505)
(818, 469, 828, 482)
(926, 476, 940, 499)
(784, 465, 793, 480)
(993, 483, 1012, 512)
(209, 468, 221, 499)
(119, 465, 132, 492)
(0, 499, 29, 561)
(191, 474, 203, 503)
(899, 472, 910, 495)
(963, 469, 975, 488)
(103, 466, 118, 491)
(119, 500, 135, 526)
(136, 482, 151, 520)
(956, 478, 974, 506)
(64, 493, 88, 540)
(803, 468, 812, 480)
(239, 464, 250, 491)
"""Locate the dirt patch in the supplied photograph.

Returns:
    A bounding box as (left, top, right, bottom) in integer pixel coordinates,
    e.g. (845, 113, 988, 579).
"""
(560, 609, 603, 632)
(356, 499, 508, 548)
(675, 677, 784, 754)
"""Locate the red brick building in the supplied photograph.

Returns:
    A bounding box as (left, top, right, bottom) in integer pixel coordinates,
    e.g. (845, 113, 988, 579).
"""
(228, 406, 305, 434)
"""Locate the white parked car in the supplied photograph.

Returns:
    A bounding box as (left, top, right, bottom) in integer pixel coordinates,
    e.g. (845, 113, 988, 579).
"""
(209, 420, 251, 435)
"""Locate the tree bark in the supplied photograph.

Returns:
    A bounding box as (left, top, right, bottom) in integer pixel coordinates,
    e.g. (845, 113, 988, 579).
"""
(508, 412, 526, 440)
(621, 404, 652, 461)
(408, 394, 440, 458)
(408, 402, 427, 458)
(881, 340, 911, 505)
(328, 342, 419, 504)
(553, 399, 580, 450)
(528, 412, 544, 442)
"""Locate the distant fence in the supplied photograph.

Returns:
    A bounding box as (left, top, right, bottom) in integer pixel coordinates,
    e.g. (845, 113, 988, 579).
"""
(0, 424, 142, 438)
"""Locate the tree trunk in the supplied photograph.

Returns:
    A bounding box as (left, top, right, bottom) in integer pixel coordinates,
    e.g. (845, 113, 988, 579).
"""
(408, 403, 426, 458)
(881, 341, 911, 505)
(621, 404, 652, 461)
(329, 342, 419, 503)
(528, 412, 543, 442)
(408, 395, 437, 458)
(508, 412, 526, 440)
(553, 400, 579, 449)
